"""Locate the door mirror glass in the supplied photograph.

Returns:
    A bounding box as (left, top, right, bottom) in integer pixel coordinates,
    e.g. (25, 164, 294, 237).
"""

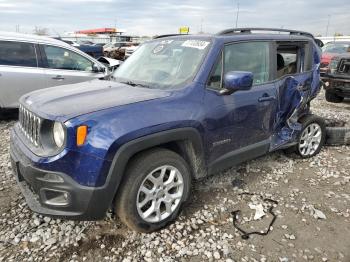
(314, 39, 324, 48)
(92, 63, 105, 73)
(220, 71, 253, 95)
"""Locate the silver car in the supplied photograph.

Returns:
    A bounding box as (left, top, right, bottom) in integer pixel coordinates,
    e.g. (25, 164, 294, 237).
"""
(0, 32, 108, 109)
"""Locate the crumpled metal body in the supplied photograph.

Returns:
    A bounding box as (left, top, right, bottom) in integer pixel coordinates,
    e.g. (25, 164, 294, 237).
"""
(270, 45, 322, 150)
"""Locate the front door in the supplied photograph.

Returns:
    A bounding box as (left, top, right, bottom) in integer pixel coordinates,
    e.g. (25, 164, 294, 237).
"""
(203, 41, 277, 166)
(40, 45, 105, 88)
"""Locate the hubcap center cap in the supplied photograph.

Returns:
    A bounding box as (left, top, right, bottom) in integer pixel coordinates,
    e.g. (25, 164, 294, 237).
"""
(156, 189, 165, 199)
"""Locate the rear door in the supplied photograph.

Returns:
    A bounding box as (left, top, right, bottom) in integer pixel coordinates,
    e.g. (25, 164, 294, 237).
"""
(0, 40, 46, 108)
(40, 45, 105, 87)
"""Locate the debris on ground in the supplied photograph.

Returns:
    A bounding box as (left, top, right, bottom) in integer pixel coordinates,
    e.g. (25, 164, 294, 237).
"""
(249, 203, 265, 220)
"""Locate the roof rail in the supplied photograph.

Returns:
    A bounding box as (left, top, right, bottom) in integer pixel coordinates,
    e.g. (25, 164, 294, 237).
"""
(153, 34, 189, 39)
(217, 28, 315, 39)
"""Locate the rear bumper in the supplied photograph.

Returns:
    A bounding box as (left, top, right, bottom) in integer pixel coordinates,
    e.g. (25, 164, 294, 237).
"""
(10, 129, 112, 220)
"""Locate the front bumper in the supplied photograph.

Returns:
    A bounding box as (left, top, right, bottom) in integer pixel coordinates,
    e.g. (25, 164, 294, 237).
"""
(323, 76, 350, 97)
(10, 129, 112, 220)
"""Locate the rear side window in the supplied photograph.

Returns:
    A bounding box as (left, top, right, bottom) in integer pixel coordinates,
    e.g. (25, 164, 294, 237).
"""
(43, 45, 93, 71)
(276, 41, 312, 79)
(0, 41, 37, 67)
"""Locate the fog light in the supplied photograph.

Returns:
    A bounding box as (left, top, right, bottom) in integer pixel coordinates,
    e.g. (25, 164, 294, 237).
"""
(41, 189, 70, 206)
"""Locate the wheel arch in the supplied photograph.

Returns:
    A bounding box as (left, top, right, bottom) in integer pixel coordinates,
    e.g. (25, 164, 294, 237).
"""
(104, 127, 207, 211)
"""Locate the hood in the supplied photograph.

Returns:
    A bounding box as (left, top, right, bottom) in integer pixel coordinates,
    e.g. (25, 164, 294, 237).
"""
(21, 80, 171, 121)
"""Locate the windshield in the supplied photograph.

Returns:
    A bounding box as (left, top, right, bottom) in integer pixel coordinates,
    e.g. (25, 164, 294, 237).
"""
(113, 39, 211, 89)
(322, 43, 350, 54)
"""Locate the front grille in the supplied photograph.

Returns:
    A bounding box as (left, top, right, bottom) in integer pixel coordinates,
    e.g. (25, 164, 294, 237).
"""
(338, 59, 350, 74)
(18, 104, 41, 147)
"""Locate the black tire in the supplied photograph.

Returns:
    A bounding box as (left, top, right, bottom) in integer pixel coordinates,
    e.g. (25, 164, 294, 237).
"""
(326, 126, 350, 146)
(286, 115, 326, 158)
(325, 90, 344, 103)
(115, 148, 191, 233)
(0, 108, 18, 120)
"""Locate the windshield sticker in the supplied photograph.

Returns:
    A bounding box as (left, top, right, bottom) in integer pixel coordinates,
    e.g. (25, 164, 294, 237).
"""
(153, 45, 165, 54)
(182, 40, 210, 50)
(160, 40, 174, 44)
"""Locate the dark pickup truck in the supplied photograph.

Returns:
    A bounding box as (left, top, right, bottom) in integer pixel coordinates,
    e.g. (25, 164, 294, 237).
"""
(323, 54, 350, 103)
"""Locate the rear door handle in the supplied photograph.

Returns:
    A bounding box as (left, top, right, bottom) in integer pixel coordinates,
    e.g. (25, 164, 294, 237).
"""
(52, 75, 65, 80)
(258, 95, 275, 102)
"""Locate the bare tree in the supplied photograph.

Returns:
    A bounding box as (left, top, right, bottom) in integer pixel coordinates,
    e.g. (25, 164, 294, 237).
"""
(33, 26, 49, 36)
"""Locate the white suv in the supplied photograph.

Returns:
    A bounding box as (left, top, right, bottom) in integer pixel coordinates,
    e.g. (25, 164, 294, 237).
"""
(0, 32, 108, 110)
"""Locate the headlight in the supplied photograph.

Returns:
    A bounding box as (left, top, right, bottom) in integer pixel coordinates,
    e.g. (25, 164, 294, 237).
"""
(53, 122, 65, 148)
(329, 59, 339, 74)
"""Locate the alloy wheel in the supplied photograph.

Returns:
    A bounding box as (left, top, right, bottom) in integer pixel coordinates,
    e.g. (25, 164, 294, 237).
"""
(136, 165, 184, 223)
(299, 123, 322, 156)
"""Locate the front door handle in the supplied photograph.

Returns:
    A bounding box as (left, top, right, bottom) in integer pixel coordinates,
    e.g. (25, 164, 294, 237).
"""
(258, 95, 275, 102)
(52, 75, 65, 81)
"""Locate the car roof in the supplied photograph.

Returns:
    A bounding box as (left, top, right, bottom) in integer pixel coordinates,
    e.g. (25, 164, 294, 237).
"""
(154, 33, 313, 43)
(154, 28, 316, 43)
(0, 31, 72, 48)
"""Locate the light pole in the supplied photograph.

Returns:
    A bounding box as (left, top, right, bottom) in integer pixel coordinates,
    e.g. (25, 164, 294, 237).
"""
(325, 15, 331, 37)
(235, 1, 240, 28)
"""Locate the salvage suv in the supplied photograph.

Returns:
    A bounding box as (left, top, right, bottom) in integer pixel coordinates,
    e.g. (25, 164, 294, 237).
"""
(10, 28, 325, 232)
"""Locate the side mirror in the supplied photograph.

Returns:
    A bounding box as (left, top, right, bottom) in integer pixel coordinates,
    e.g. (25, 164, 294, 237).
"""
(92, 64, 105, 73)
(220, 71, 253, 95)
(314, 39, 324, 48)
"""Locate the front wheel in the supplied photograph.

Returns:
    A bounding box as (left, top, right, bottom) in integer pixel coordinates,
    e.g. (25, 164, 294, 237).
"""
(325, 90, 344, 103)
(115, 148, 191, 232)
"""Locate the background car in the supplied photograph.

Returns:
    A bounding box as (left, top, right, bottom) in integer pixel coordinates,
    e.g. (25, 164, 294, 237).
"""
(103, 42, 129, 53)
(0, 32, 108, 111)
(320, 41, 350, 75)
(54, 38, 104, 58)
(323, 53, 350, 103)
(124, 43, 140, 59)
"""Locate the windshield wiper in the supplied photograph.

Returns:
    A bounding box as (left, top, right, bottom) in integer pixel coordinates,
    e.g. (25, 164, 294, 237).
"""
(120, 80, 150, 88)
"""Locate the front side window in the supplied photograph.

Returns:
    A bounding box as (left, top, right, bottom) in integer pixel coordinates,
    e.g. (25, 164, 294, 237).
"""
(208, 52, 223, 89)
(43, 45, 93, 71)
(224, 42, 270, 85)
(0, 41, 37, 67)
(113, 39, 211, 89)
(207, 42, 270, 89)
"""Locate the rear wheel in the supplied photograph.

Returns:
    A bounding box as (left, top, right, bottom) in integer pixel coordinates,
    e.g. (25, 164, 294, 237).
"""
(295, 115, 326, 158)
(325, 90, 344, 103)
(115, 148, 191, 232)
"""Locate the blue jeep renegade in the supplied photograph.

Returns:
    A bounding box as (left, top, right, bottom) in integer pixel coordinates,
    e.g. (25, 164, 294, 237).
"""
(10, 28, 325, 232)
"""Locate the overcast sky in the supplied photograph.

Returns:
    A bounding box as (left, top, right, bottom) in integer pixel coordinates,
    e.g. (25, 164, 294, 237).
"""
(0, 0, 349, 37)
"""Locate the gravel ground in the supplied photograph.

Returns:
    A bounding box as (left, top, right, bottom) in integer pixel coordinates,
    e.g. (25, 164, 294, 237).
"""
(0, 92, 349, 262)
